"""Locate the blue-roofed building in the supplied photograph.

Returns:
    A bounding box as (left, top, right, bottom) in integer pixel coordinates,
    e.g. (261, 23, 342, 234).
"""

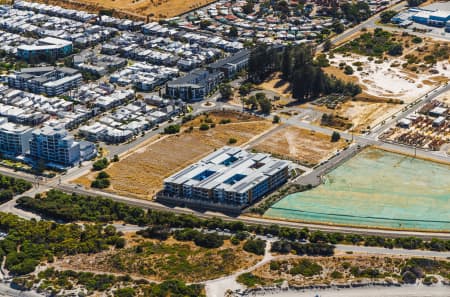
(161, 147, 290, 211)
(410, 9, 450, 27)
(428, 10, 450, 27)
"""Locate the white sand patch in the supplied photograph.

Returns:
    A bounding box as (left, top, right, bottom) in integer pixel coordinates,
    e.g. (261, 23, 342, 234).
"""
(205, 241, 274, 297)
(330, 54, 450, 102)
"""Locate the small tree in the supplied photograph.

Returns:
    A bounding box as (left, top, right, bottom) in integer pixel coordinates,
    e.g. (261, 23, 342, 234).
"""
(259, 98, 272, 114)
(388, 44, 403, 56)
(92, 158, 109, 171)
(228, 26, 238, 38)
(239, 82, 252, 96)
(344, 65, 354, 75)
(323, 39, 332, 52)
(380, 10, 397, 23)
(219, 83, 233, 100)
(97, 171, 110, 179)
(112, 154, 120, 162)
(331, 131, 341, 142)
(272, 115, 280, 123)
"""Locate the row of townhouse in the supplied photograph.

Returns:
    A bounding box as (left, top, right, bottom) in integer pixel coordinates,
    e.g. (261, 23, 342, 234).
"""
(0, 30, 35, 55)
(13, 1, 96, 22)
(142, 22, 244, 53)
(79, 98, 184, 144)
(109, 62, 178, 91)
(0, 86, 93, 130)
(73, 51, 127, 76)
(0, 7, 117, 49)
(100, 32, 221, 71)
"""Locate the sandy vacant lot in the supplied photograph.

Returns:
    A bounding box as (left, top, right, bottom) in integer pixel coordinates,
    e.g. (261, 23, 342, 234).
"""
(338, 100, 395, 132)
(32, 0, 215, 20)
(328, 53, 450, 103)
(251, 126, 347, 167)
(75, 111, 274, 199)
(434, 89, 450, 105)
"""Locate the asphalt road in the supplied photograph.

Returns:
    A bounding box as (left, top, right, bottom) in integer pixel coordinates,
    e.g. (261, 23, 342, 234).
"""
(335, 244, 450, 258)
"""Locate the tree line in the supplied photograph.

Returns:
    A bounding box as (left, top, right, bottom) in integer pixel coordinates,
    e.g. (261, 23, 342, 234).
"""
(248, 44, 362, 101)
(16, 191, 450, 252)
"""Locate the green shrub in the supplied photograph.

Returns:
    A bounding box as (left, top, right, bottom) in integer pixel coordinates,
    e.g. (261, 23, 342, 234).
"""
(412, 36, 422, 44)
(344, 65, 354, 75)
(237, 273, 264, 287)
(228, 138, 237, 144)
(164, 124, 180, 134)
(91, 178, 110, 189)
(331, 270, 343, 279)
(199, 123, 210, 131)
(92, 158, 109, 171)
(289, 259, 322, 276)
(97, 171, 110, 179)
(243, 239, 266, 255)
(114, 288, 135, 297)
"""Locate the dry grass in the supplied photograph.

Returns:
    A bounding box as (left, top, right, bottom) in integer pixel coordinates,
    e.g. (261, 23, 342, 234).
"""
(74, 111, 274, 199)
(256, 72, 292, 98)
(251, 126, 347, 167)
(31, 0, 216, 20)
(336, 100, 399, 133)
(323, 66, 359, 84)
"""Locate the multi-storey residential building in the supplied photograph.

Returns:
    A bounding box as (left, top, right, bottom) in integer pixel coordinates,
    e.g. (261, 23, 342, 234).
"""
(162, 147, 290, 210)
(17, 37, 73, 63)
(207, 49, 250, 79)
(166, 69, 223, 101)
(29, 123, 81, 166)
(0, 121, 34, 156)
(8, 67, 82, 96)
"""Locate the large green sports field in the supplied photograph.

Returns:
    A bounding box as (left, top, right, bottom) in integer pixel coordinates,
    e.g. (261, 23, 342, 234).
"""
(265, 148, 450, 231)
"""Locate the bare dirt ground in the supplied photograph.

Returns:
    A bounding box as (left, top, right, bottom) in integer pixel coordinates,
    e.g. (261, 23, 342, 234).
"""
(74, 111, 274, 199)
(256, 72, 292, 99)
(338, 100, 396, 132)
(31, 0, 216, 20)
(251, 126, 347, 167)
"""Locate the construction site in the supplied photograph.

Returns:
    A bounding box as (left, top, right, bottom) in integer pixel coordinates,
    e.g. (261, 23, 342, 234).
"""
(380, 99, 449, 152)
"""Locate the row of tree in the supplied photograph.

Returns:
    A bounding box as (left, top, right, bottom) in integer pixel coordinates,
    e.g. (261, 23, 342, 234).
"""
(16, 191, 450, 252)
(248, 44, 362, 101)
